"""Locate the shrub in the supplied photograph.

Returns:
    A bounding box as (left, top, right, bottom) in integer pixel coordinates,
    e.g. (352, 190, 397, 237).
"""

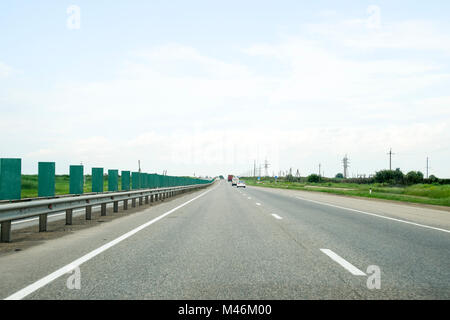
(307, 174, 321, 183)
(374, 169, 404, 184)
(405, 171, 424, 185)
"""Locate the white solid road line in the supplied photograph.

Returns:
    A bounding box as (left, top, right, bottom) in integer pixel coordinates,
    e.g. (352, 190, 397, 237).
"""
(295, 196, 450, 234)
(272, 214, 282, 220)
(248, 197, 252, 200)
(256, 202, 261, 206)
(320, 249, 366, 276)
(4, 187, 215, 300)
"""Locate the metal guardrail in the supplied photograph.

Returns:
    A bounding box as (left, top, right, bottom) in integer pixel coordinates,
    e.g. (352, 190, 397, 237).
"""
(0, 182, 213, 242)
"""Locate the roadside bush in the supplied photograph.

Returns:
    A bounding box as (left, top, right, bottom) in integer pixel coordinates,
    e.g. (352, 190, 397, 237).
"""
(307, 174, 321, 183)
(374, 169, 404, 184)
(405, 171, 424, 185)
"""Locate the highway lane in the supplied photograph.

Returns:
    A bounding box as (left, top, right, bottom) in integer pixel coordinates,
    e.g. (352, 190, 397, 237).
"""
(1, 180, 449, 299)
(242, 185, 450, 299)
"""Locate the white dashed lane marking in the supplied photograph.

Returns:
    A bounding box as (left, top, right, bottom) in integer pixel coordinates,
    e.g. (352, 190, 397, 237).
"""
(320, 249, 366, 276)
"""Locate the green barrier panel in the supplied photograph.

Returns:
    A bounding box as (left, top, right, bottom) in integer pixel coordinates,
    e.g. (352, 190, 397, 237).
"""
(150, 174, 156, 188)
(139, 172, 144, 189)
(38, 162, 55, 197)
(132, 172, 140, 190)
(121, 171, 130, 190)
(144, 173, 149, 188)
(69, 165, 84, 195)
(108, 169, 118, 191)
(92, 167, 104, 193)
(155, 174, 159, 188)
(0, 158, 21, 200)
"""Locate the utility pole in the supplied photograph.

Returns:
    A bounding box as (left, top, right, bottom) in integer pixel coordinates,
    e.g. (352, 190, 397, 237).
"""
(138, 160, 141, 173)
(426, 157, 430, 178)
(343, 155, 350, 179)
(319, 163, 321, 176)
(264, 159, 270, 177)
(387, 148, 395, 170)
(253, 160, 256, 177)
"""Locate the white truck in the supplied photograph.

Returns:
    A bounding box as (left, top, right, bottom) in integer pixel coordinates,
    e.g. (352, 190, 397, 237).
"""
(231, 176, 239, 186)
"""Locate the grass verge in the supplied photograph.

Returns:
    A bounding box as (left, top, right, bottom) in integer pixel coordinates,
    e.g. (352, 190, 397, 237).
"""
(242, 179, 450, 207)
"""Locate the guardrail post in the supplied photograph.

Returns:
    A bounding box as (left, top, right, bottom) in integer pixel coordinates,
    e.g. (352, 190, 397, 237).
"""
(86, 205, 92, 220)
(123, 199, 128, 210)
(101, 203, 107, 216)
(132, 198, 136, 207)
(66, 209, 73, 225)
(113, 201, 119, 212)
(150, 194, 154, 203)
(139, 196, 143, 206)
(39, 214, 47, 232)
(1, 221, 12, 242)
(145, 195, 149, 204)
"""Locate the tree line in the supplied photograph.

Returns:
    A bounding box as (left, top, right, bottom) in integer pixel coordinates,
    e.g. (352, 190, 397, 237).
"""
(251, 168, 449, 185)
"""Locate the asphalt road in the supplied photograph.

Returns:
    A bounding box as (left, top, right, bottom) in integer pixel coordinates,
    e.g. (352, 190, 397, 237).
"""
(1, 180, 449, 299)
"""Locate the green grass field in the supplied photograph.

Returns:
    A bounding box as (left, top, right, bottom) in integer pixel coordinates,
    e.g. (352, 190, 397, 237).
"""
(21, 175, 116, 198)
(241, 178, 450, 207)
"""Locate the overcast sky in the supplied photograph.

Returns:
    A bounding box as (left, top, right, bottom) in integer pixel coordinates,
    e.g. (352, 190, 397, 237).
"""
(1, 1, 449, 178)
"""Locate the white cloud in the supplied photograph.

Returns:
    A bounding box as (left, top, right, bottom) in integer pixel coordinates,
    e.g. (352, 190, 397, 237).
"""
(2, 15, 450, 177)
(307, 18, 450, 53)
(0, 62, 13, 78)
(244, 36, 449, 107)
(20, 121, 449, 177)
(318, 10, 337, 18)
